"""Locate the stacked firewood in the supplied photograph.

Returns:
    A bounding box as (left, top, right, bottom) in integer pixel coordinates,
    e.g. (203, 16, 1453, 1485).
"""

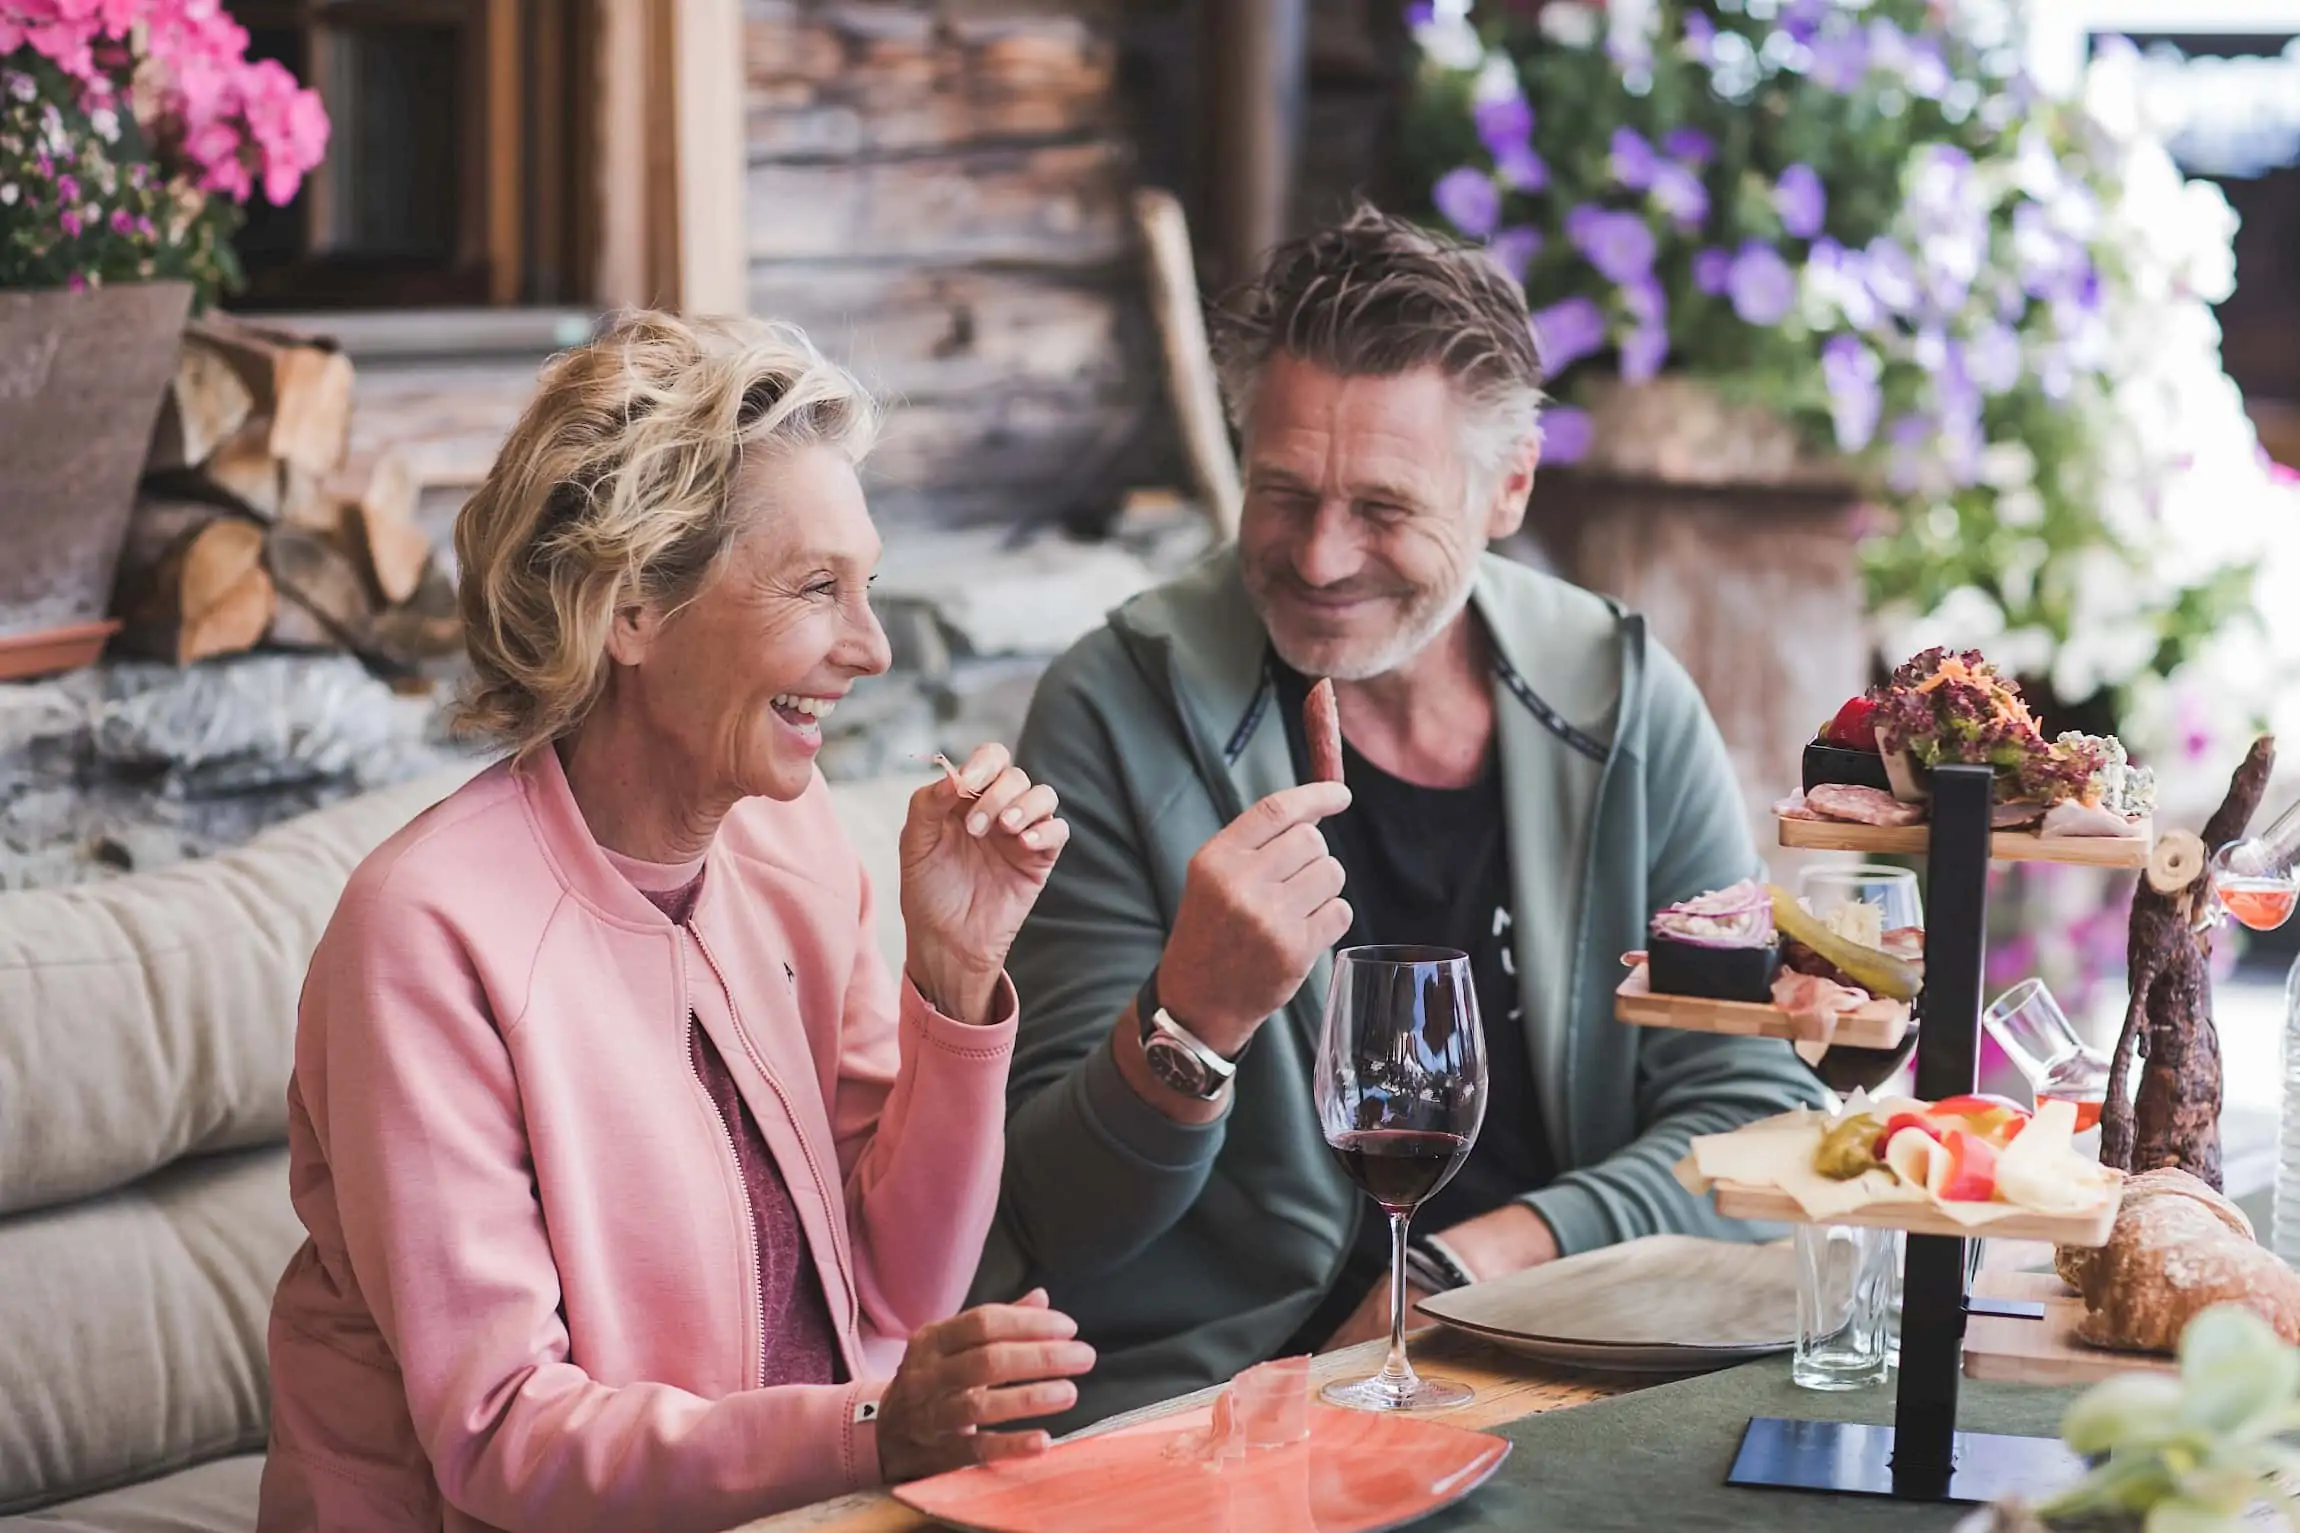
(113, 315, 461, 675)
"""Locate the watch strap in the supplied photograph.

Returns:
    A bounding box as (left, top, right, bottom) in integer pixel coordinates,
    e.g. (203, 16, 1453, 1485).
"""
(1408, 1232, 1477, 1292)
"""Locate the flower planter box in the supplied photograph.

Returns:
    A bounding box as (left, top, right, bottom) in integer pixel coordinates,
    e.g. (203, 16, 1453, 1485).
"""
(1522, 379, 1870, 851)
(0, 282, 194, 680)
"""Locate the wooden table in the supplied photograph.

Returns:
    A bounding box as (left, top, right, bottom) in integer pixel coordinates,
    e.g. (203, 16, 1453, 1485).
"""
(732, 1325, 1646, 1532)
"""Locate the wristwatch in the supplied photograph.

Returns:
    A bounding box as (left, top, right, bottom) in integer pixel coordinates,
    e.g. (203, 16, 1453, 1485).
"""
(1134, 966, 1239, 1101)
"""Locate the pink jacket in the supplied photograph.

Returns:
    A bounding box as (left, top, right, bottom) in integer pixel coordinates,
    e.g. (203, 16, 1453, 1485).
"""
(259, 748, 1016, 1533)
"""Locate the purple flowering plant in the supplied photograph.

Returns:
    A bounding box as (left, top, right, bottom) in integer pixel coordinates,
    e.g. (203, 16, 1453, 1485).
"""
(1405, 0, 2269, 750)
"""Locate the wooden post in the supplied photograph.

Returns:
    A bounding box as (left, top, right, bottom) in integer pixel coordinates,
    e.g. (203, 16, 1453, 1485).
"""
(1204, 0, 1307, 294)
(1136, 189, 1243, 539)
(670, 0, 749, 315)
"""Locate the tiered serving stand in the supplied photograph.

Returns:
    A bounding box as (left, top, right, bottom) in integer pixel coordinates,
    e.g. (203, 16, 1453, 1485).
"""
(1619, 764, 2150, 1503)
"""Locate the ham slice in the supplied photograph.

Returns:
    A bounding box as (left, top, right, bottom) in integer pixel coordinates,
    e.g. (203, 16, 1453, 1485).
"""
(1805, 783, 1927, 827)
(1772, 969, 1872, 1033)
(2041, 799, 2138, 838)
(1774, 791, 1824, 822)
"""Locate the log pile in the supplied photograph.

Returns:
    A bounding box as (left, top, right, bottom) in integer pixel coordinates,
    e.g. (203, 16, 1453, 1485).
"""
(116, 315, 462, 675)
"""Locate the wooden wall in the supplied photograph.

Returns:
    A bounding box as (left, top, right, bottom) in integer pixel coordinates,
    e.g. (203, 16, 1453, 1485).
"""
(743, 1, 1173, 529)
(1111, 0, 1415, 292)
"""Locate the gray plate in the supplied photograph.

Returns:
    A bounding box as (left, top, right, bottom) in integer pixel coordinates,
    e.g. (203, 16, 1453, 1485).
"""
(1416, 1233, 1798, 1372)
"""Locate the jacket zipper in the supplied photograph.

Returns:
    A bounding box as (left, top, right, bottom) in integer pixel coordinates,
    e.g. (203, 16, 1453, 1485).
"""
(685, 976, 766, 1391)
(687, 925, 861, 1340)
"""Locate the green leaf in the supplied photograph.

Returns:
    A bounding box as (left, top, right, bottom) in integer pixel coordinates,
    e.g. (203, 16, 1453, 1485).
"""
(2065, 1374, 2191, 1454)
(2145, 1499, 2255, 1533)
(2178, 1309, 2300, 1436)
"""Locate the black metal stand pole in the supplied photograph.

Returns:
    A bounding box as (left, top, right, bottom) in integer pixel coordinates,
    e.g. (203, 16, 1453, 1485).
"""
(1892, 763, 1994, 1495)
(1727, 764, 2088, 1501)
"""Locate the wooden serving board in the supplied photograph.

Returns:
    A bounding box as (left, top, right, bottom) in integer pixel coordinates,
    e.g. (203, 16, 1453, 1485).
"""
(1962, 1271, 2176, 1386)
(1615, 966, 1910, 1050)
(1709, 1182, 2119, 1247)
(1776, 814, 2153, 869)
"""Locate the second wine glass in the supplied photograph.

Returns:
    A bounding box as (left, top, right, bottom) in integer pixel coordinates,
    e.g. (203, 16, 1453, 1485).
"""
(1315, 944, 1488, 1412)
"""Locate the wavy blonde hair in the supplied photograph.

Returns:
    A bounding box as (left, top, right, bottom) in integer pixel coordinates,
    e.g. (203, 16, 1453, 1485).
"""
(452, 310, 880, 758)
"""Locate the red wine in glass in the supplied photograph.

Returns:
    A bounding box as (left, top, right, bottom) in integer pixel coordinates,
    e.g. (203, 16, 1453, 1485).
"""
(1316, 944, 1487, 1412)
(1327, 1129, 1472, 1211)
(1809, 1025, 1921, 1096)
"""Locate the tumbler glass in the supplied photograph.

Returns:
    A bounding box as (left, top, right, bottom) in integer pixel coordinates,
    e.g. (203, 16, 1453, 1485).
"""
(1792, 1222, 1895, 1390)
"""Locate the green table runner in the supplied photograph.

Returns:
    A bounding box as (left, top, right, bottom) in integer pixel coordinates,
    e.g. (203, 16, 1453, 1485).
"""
(1423, 1360, 2078, 1532)
(1414, 1187, 2268, 1529)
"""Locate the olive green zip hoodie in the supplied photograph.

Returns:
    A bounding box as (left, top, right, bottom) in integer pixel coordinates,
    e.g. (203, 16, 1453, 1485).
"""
(971, 547, 1823, 1428)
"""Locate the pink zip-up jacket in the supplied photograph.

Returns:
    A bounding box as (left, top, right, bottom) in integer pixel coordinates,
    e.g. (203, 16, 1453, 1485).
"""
(259, 747, 1017, 1533)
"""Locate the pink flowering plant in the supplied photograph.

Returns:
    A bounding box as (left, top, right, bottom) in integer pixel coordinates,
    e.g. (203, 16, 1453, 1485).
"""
(1408, 0, 2285, 767)
(0, 0, 327, 306)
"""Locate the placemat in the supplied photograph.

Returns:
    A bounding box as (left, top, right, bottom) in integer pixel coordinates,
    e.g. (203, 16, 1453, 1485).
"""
(1413, 1358, 2080, 1532)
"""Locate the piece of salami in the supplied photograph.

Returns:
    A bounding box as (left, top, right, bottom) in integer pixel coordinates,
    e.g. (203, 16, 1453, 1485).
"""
(1305, 677, 1344, 784)
(1804, 782, 1927, 827)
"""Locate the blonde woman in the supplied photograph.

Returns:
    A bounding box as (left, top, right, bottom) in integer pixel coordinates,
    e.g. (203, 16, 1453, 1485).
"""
(259, 313, 1093, 1533)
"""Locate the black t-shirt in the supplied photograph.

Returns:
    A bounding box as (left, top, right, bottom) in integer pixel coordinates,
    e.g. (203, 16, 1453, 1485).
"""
(1269, 661, 1554, 1354)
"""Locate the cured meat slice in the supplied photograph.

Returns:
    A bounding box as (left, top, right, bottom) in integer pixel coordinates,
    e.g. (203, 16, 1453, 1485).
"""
(1772, 969, 1871, 1032)
(1774, 791, 1824, 822)
(1993, 801, 2046, 829)
(1305, 677, 1344, 784)
(1805, 783, 1927, 827)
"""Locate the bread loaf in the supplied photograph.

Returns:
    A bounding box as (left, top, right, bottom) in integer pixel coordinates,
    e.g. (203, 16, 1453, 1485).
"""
(2054, 1168, 2300, 1354)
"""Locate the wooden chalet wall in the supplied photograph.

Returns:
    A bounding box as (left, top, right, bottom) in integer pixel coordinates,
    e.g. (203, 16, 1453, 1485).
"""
(743, 1, 1173, 529)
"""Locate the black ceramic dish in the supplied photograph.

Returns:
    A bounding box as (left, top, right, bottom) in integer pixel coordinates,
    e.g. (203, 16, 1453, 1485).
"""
(1801, 741, 1895, 795)
(1647, 936, 1782, 1004)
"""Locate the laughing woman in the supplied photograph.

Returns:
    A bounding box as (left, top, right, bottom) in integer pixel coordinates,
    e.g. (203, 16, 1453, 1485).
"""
(259, 313, 1094, 1533)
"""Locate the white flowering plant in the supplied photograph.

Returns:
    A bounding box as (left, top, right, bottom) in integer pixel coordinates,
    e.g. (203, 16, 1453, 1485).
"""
(1408, 0, 2286, 766)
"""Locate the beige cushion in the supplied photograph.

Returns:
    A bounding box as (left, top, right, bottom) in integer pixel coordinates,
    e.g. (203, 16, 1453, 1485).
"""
(0, 765, 483, 1219)
(0, 1455, 259, 1533)
(0, 1152, 295, 1515)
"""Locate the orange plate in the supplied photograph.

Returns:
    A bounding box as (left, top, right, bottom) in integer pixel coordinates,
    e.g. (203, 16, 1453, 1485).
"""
(892, 1402, 1512, 1533)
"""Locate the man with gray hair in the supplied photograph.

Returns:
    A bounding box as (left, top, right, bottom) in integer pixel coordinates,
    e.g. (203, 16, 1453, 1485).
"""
(972, 204, 1821, 1426)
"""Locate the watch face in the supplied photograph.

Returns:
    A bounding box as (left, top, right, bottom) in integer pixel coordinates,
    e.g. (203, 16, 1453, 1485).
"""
(1144, 1037, 1211, 1098)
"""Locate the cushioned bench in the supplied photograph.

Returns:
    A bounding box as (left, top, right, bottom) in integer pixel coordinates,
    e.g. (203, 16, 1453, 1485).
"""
(0, 762, 922, 1531)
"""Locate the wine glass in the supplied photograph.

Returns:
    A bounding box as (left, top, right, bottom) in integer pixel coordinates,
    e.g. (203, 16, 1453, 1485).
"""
(1794, 864, 1925, 1095)
(2209, 798, 2300, 932)
(1315, 945, 1488, 1412)
(1982, 978, 2110, 1131)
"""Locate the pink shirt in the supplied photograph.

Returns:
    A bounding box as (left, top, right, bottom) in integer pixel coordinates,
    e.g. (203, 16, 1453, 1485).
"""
(260, 748, 1016, 1533)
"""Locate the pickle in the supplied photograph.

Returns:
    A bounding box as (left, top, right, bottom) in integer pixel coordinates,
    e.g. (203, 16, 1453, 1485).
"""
(1814, 1114, 1887, 1180)
(1767, 886, 1925, 1001)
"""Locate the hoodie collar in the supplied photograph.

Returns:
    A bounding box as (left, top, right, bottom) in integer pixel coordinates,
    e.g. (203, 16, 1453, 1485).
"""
(514, 740, 699, 929)
(1111, 544, 1627, 770)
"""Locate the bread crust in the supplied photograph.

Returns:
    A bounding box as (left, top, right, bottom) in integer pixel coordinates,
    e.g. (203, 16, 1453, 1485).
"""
(2054, 1168, 2300, 1353)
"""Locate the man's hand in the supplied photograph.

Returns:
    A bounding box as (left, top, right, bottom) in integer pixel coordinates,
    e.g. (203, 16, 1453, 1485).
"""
(1316, 1206, 1560, 1353)
(1433, 1204, 1558, 1281)
(1317, 1276, 1433, 1354)
(1155, 781, 1354, 1057)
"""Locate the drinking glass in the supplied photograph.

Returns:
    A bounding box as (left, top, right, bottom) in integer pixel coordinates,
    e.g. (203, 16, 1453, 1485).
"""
(1795, 865, 1924, 1095)
(2209, 798, 2300, 932)
(1793, 1223, 1896, 1390)
(1315, 945, 1488, 1411)
(1982, 978, 2109, 1130)
(1791, 864, 1924, 1387)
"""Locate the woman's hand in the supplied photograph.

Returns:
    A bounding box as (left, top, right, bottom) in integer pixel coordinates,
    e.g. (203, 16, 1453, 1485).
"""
(899, 743, 1068, 1025)
(876, 1290, 1095, 1483)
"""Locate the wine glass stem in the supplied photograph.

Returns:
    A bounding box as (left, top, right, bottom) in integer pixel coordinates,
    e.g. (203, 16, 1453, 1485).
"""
(1380, 1210, 1419, 1394)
